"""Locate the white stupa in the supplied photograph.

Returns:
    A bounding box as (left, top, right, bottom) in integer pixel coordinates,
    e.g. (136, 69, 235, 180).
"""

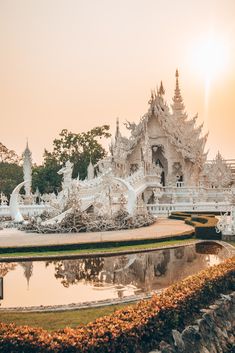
(22, 141, 32, 197)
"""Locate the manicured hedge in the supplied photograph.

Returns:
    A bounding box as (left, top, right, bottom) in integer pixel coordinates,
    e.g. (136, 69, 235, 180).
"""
(170, 212, 221, 240)
(0, 257, 234, 353)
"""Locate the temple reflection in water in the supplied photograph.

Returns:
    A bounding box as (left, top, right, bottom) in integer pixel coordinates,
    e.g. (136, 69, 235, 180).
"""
(0, 243, 228, 308)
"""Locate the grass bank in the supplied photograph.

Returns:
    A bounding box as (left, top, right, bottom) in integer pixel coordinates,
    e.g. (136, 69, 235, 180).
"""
(0, 304, 129, 331)
(0, 236, 195, 260)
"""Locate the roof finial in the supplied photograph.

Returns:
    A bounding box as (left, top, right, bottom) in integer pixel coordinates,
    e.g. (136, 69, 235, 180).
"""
(172, 68, 185, 117)
(115, 117, 120, 140)
(158, 81, 165, 96)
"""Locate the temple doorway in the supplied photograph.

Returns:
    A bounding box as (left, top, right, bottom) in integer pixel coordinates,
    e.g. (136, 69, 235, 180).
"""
(152, 145, 168, 186)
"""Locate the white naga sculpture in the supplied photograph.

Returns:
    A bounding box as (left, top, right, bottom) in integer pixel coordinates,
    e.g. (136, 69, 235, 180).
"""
(9, 181, 29, 222)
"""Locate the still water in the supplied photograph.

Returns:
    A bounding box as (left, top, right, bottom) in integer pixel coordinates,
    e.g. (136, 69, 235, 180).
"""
(0, 242, 229, 308)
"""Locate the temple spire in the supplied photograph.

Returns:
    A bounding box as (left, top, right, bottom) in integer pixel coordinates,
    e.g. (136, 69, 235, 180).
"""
(158, 81, 165, 96)
(87, 159, 94, 180)
(21, 262, 33, 290)
(22, 140, 32, 197)
(172, 69, 185, 117)
(115, 117, 120, 141)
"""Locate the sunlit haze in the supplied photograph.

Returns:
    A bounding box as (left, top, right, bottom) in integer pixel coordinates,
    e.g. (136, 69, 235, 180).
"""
(0, 0, 235, 163)
(190, 31, 230, 124)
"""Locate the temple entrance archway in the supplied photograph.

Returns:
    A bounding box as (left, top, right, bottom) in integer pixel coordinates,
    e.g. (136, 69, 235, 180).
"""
(152, 145, 168, 186)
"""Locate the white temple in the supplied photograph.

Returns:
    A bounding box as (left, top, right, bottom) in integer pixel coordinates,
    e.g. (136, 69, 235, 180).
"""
(3, 71, 235, 222)
(106, 70, 207, 186)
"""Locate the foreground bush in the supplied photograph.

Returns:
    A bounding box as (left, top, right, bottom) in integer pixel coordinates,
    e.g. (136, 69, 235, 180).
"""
(0, 257, 234, 353)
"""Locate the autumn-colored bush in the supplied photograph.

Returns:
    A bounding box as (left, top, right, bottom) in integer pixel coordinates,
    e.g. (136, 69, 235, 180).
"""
(0, 257, 234, 353)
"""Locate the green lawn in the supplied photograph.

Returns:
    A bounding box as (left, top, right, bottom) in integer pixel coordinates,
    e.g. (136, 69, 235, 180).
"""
(0, 238, 196, 259)
(0, 303, 131, 331)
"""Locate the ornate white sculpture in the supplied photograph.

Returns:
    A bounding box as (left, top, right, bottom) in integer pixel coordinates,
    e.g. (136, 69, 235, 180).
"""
(58, 160, 74, 191)
(87, 160, 94, 180)
(216, 207, 235, 237)
(0, 193, 8, 206)
(152, 188, 163, 204)
(114, 177, 137, 215)
(202, 152, 233, 188)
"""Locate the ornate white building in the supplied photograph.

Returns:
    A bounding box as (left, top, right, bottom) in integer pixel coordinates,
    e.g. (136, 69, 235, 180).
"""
(107, 70, 208, 187)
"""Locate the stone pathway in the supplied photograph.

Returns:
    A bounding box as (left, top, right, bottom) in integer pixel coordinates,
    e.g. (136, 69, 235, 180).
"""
(0, 218, 193, 247)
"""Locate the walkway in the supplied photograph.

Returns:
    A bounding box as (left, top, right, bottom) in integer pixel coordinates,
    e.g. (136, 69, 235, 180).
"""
(0, 218, 194, 248)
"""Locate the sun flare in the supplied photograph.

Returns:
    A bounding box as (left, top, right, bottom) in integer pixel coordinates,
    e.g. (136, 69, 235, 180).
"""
(190, 33, 230, 117)
(192, 35, 229, 80)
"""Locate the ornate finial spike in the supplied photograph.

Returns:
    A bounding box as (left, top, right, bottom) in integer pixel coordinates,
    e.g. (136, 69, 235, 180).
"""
(159, 81, 165, 96)
(115, 117, 120, 140)
(172, 68, 185, 116)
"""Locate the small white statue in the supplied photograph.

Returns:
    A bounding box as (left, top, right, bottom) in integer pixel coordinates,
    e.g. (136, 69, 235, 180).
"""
(58, 160, 74, 190)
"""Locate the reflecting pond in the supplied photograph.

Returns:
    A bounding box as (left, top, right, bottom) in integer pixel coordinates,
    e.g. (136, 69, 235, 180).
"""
(0, 242, 229, 308)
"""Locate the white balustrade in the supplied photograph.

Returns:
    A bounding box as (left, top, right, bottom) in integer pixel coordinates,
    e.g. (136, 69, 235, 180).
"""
(147, 202, 231, 215)
(0, 205, 51, 218)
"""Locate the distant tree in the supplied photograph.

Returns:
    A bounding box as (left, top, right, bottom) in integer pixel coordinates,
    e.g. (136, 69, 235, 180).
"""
(0, 163, 23, 198)
(0, 143, 22, 197)
(31, 125, 111, 194)
(43, 125, 111, 180)
(0, 142, 19, 164)
(32, 159, 62, 195)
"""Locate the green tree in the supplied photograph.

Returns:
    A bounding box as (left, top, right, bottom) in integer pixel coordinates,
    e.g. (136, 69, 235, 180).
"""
(32, 125, 111, 194)
(32, 159, 62, 195)
(0, 163, 23, 198)
(0, 143, 21, 197)
(44, 125, 111, 180)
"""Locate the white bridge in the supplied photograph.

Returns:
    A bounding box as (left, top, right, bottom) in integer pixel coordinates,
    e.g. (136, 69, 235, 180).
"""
(0, 201, 231, 218)
(1, 168, 234, 220)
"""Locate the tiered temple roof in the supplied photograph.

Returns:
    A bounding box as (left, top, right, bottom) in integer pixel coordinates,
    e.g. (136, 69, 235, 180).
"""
(112, 70, 208, 168)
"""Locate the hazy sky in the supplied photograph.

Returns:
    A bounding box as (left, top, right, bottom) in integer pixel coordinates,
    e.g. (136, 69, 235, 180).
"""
(0, 0, 235, 163)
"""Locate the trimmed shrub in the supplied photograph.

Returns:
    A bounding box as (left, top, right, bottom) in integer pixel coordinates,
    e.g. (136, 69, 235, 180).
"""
(170, 212, 221, 240)
(0, 257, 234, 353)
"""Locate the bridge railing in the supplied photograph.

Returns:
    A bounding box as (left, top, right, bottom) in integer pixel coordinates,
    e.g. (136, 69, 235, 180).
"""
(0, 205, 50, 218)
(146, 202, 231, 215)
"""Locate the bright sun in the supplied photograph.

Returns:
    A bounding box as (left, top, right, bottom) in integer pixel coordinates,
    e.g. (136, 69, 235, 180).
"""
(191, 33, 229, 112)
(193, 35, 229, 80)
